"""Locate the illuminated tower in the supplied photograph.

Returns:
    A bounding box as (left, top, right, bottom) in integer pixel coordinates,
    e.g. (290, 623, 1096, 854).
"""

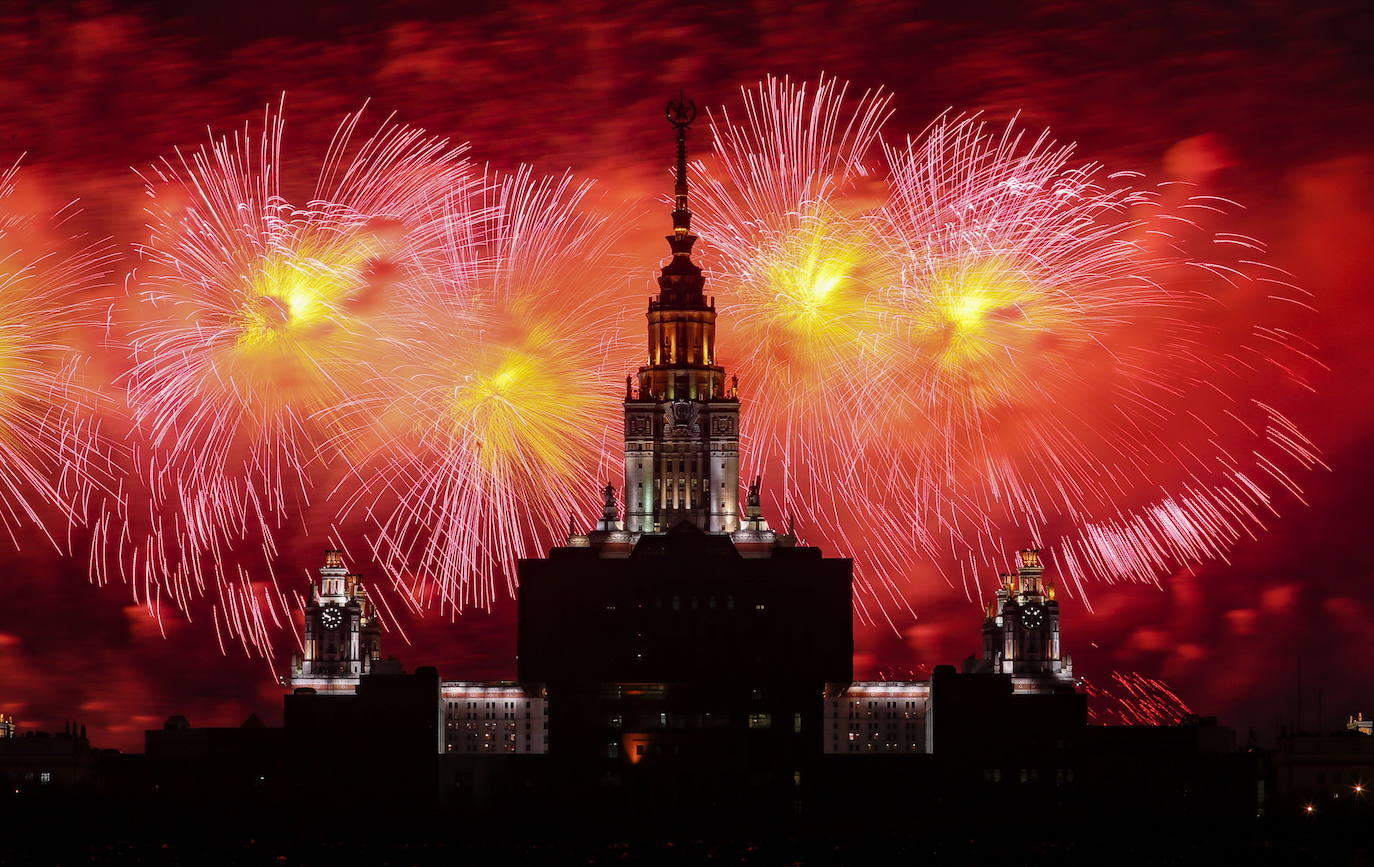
(288, 549, 382, 695)
(519, 96, 852, 807)
(970, 548, 1075, 693)
(622, 95, 741, 534)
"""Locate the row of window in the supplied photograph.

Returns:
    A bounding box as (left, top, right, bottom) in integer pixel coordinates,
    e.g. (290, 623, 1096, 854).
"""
(447, 721, 545, 730)
(982, 768, 1076, 784)
(604, 597, 769, 612)
(604, 712, 804, 732)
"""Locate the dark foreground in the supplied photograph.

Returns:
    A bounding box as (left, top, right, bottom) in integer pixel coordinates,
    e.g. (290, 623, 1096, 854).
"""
(2, 798, 1370, 867)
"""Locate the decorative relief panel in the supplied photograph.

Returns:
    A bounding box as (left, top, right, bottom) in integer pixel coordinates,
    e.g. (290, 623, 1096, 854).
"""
(665, 400, 701, 438)
(627, 414, 653, 437)
(710, 415, 736, 436)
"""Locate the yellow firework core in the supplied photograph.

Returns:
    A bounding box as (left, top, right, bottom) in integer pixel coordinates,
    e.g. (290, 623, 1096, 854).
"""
(234, 246, 369, 349)
(448, 323, 596, 479)
(920, 259, 1036, 369)
(754, 216, 885, 369)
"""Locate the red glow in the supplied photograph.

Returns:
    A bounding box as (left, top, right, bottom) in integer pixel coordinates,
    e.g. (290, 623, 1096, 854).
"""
(0, 2, 1366, 752)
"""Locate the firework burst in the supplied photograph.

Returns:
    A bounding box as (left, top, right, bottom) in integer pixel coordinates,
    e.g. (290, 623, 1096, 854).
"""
(119, 102, 472, 650)
(0, 160, 117, 549)
(690, 76, 921, 625)
(692, 77, 1321, 618)
(330, 165, 624, 616)
(878, 112, 1321, 597)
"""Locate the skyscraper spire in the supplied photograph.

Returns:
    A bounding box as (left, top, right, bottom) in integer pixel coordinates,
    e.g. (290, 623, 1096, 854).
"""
(620, 94, 740, 535)
(662, 94, 701, 281)
(667, 92, 696, 236)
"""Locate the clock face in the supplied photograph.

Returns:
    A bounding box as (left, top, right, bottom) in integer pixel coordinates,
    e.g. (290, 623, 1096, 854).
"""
(1021, 603, 1045, 630)
(320, 606, 343, 631)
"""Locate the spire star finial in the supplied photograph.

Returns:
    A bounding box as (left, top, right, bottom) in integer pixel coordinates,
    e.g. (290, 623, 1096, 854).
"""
(665, 93, 697, 236)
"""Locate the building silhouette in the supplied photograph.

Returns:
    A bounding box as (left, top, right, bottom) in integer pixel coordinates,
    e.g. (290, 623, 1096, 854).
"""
(515, 96, 851, 810)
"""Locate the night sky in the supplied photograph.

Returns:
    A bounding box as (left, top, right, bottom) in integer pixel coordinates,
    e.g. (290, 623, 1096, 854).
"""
(0, 0, 1370, 751)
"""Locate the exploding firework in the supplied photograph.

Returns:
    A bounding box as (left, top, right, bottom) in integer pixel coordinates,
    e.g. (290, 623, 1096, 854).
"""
(94, 79, 1322, 660)
(118, 102, 472, 651)
(329, 165, 625, 616)
(877, 112, 1322, 597)
(0, 160, 116, 549)
(689, 76, 920, 626)
(692, 76, 1321, 618)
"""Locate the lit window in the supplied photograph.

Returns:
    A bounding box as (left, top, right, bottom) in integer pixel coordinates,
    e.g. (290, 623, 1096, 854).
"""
(39, 772, 51, 785)
(793, 713, 803, 734)
(748, 713, 772, 729)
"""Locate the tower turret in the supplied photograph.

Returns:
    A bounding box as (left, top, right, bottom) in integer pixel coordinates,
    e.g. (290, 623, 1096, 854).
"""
(969, 548, 1076, 692)
(318, 548, 347, 600)
(288, 549, 381, 695)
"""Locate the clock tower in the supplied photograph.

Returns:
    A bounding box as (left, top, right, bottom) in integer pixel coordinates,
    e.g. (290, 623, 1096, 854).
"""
(288, 550, 382, 695)
(970, 548, 1075, 694)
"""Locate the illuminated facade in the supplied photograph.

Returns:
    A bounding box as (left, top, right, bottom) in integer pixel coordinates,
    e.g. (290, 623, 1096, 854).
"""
(824, 548, 1080, 753)
(284, 552, 547, 756)
(965, 548, 1076, 694)
(288, 550, 383, 695)
(441, 682, 547, 754)
(825, 682, 929, 754)
(0, 713, 15, 739)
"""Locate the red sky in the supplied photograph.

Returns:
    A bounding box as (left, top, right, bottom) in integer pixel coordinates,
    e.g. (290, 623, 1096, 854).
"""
(0, 0, 1370, 751)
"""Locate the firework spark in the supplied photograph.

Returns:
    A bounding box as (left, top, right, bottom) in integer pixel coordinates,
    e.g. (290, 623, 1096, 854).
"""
(1084, 672, 1195, 726)
(691, 77, 1321, 620)
(690, 76, 919, 627)
(118, 102, 472, 651)
(329, 165, 625, 616)
(0, 160, 117, 549)
(84, 79, 1322, 663)
(878, 111, 1322, 598)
